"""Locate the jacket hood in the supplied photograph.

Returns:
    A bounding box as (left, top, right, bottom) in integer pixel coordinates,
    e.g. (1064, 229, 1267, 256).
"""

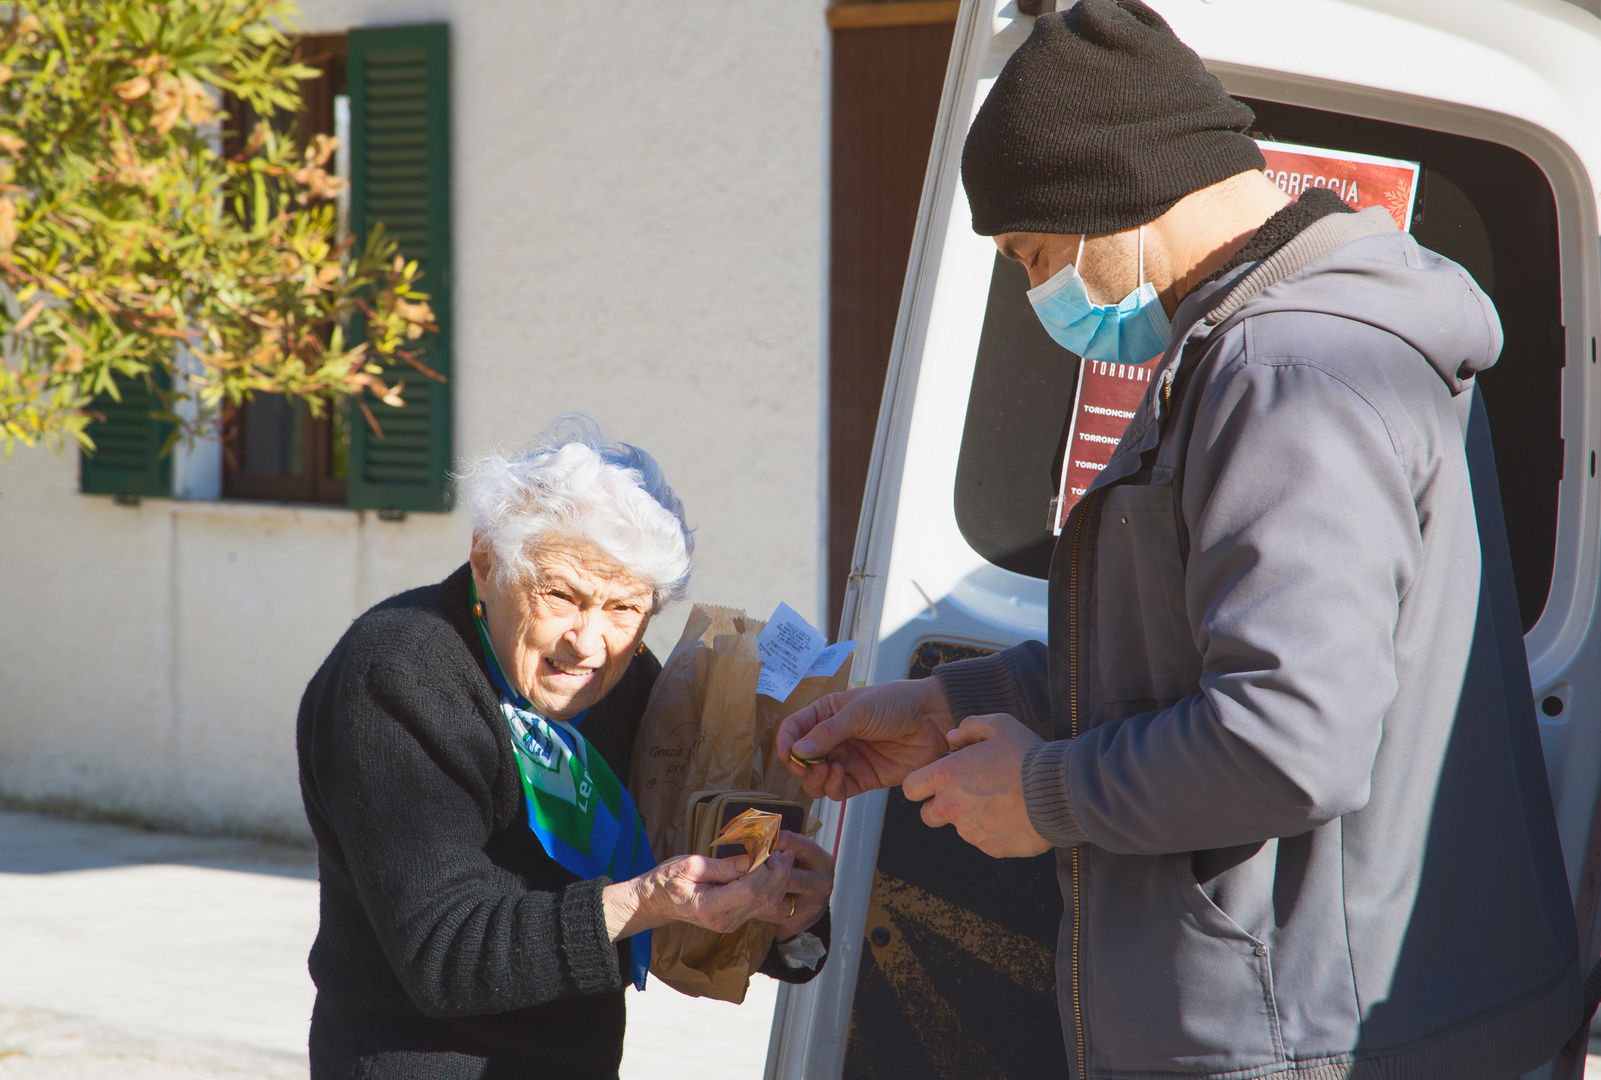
(1202, 208, 1503, 395)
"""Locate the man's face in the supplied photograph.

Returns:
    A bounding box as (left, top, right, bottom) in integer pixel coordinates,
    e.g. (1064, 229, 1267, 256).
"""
(996, 229, 1143, 304)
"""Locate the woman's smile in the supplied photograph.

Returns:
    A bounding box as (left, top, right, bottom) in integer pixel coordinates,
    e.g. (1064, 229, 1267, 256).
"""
(541, 657, 598, 679)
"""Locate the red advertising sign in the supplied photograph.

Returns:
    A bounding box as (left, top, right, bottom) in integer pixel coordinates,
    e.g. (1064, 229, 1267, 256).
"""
(1048, 141, 1421, 535)
(1052, 356, 1163, 534)
(1256, 140, 1421, 231)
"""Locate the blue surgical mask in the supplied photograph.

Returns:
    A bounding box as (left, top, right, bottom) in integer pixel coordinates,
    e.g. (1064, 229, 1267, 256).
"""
(1027, 226, 1172, 366)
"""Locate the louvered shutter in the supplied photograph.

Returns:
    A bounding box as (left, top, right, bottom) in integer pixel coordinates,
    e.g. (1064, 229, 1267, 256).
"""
(345, 23, 453, 513)
(79, 372, 173, 497)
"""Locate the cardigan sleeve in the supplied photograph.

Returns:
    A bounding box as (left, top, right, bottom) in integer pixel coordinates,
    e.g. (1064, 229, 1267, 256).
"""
(307, 657, 624, 1018)
(756, 908, 831, 984)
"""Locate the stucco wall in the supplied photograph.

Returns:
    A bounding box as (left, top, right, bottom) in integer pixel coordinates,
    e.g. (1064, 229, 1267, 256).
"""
(0, 0, 828, 840)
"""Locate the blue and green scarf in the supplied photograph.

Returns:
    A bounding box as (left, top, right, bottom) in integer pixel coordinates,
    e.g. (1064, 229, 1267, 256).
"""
(470, 582, 656, 991)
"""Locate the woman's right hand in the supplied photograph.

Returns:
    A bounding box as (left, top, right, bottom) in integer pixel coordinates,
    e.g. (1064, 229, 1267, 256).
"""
(603, 851, 794, 941)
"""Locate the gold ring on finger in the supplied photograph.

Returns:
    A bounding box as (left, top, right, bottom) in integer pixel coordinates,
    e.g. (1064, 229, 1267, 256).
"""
(788, 895, 797, 919)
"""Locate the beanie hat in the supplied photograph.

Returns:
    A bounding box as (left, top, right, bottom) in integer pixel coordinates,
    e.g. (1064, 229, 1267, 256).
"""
(961, 0, 1264, 236)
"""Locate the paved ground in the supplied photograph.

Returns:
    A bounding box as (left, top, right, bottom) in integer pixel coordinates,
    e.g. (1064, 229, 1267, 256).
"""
(4, 807, 1597, 1079)
(0, 809, 776, 1079)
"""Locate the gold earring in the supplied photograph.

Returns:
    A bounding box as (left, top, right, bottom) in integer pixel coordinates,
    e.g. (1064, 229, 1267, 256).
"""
(472, 600, 486, 620)
(635, 640, 647, 656)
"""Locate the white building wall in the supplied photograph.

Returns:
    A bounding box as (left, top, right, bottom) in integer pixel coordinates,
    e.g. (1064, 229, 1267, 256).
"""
(0, 0, 828, 841)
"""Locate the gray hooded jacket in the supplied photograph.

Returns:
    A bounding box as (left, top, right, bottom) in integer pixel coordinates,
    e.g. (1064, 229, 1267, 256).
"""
(936, 208, 1580, 1079)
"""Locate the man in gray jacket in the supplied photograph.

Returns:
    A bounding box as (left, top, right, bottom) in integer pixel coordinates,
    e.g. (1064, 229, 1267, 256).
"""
(779, 2, 1580, 1077)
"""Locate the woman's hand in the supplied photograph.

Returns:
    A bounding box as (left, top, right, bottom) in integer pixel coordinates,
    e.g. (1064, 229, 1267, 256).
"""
(603, 851, 794, 941)
(760, 831, 834, 941)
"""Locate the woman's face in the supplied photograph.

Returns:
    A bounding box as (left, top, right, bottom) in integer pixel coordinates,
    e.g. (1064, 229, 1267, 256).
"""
(470, 540, 653, 720)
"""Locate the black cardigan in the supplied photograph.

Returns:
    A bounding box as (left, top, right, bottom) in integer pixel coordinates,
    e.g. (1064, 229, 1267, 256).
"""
(297, 565, 827, 1080)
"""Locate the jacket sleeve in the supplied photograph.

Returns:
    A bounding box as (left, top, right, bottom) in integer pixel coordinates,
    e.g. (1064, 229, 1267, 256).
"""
(1026, 354, 1423, 855)
(308, 657, 623, 1017)
(934, 640, 1051, 738)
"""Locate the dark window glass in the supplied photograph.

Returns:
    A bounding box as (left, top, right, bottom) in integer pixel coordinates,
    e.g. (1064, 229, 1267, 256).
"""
(220, 34, 350, 506)
(954, 102, 1565, 632)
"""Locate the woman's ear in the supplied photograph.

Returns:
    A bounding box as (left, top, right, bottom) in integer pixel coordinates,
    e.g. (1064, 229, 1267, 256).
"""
(468, 537, 493, 594)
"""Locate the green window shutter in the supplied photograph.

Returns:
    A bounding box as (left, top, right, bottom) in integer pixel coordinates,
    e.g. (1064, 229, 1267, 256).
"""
(79, 372, 173, 497)
(346, 23, 453, 513)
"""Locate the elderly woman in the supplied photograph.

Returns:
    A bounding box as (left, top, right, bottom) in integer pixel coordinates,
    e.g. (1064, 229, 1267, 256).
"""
(296, 418, 833, 1079)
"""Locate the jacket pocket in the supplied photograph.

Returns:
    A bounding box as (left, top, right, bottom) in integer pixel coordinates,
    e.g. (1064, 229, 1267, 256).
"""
(1094, 483, 1201, 705)
(1079, 847, 1284, 1075)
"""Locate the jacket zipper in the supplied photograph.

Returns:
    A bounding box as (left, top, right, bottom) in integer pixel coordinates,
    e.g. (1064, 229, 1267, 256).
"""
(1067, 488, 1099, 1080)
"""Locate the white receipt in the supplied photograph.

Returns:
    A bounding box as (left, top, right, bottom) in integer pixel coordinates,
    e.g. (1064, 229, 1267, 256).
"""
(755, 602, 855, 701)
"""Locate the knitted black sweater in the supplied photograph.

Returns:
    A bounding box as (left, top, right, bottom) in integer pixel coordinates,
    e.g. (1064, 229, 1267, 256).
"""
(297, 565, 825, 1080)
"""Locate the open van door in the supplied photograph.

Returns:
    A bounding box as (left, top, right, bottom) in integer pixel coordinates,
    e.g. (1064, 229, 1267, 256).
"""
(766, 2, 1601, 1077)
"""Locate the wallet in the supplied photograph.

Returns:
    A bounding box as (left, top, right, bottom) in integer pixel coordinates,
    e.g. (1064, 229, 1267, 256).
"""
(685, 789, 805, 859)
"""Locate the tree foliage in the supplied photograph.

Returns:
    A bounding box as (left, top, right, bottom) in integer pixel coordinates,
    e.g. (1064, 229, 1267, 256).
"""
(0, 0, 435, 456)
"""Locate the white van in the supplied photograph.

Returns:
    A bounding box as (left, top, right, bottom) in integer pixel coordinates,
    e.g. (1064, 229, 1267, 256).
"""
(767, 2, 1601, 1078)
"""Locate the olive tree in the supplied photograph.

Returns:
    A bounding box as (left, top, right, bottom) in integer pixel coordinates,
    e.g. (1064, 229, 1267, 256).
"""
(0, 0, 434, 456)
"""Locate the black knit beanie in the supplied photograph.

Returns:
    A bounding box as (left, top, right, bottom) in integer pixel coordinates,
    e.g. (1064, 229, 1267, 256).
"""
(961, 0, 1264, 236)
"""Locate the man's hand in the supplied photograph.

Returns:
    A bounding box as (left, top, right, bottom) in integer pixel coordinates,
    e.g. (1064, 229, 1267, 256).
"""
(778, 678, 954, 801)
(902, 713, 1052, 858)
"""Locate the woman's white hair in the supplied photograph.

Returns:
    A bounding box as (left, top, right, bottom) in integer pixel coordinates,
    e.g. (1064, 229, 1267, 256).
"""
(457, 415, 693, 611)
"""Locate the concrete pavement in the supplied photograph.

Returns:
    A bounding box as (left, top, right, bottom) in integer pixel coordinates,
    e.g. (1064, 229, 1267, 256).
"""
(0, 809, 776, 1079)
(5, 807, 1595, 1079)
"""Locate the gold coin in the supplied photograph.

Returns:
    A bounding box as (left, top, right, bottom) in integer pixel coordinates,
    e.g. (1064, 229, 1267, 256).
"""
(788, 749, 825, 768)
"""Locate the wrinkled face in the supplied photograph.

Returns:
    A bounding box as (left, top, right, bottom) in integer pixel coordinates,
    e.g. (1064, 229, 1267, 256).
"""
(469, 539, 653, 720)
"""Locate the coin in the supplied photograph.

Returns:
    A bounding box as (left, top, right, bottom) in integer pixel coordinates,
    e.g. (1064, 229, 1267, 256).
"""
(788, 748, 825, 769)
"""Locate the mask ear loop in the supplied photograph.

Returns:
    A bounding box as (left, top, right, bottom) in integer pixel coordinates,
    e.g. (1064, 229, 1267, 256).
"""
(1075, 232, 1086, 270)
(1138, 224, 1146, 285)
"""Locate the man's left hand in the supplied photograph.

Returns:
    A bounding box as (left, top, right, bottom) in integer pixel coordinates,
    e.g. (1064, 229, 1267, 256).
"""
(902, 713, 1052, 858)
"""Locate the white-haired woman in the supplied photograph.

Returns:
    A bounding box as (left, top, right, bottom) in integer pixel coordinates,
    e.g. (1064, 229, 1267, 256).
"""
(296, 417, 834, 1080)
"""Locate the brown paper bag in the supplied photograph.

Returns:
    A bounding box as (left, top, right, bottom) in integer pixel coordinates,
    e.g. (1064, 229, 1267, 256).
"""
(629, 603, 853, 1002)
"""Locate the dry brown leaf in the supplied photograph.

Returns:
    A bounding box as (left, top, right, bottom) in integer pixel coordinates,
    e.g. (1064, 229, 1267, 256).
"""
(55, 341, 85, 374)
(13, 298, 45, 333)
(148, 73, 213, 132)
(181, 75, 217, 125)
(290, 164, 346, 203)
(113, 75, 151, 100)
(0, 199, 17, 252)
(242, 122, 268, 157)
(110, 141, 158, 188)
(304, 133, 338, 168)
